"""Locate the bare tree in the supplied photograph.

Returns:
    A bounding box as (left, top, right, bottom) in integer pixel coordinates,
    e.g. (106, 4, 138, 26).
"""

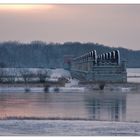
(6, 76, 15, 83)
(5, 68, 17, 83)
(37, 69, 49, 83)
(0, 68, 5, 83)
(20, 69, 33, 83)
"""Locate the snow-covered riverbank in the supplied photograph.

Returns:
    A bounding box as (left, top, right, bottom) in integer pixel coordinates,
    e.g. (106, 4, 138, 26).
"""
(0, 120, 140, 136)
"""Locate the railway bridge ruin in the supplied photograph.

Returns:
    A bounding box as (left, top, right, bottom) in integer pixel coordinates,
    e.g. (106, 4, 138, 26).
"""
(68, 50, 127, 83)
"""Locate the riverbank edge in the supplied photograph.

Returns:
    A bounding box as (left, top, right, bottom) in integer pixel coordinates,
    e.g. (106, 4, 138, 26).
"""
(0, 119, 140, 136)
(0, 82, 139, 87)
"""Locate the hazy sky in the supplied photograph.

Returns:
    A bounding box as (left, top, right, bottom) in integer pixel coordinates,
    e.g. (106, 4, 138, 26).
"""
(0, 4, 140, 50)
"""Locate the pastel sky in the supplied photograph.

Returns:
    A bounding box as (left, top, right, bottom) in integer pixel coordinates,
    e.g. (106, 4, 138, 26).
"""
(0, 4, 140, 50)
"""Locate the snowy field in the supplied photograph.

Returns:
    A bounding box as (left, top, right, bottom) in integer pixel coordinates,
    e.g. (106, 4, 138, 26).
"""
(0, 120, 140, 136)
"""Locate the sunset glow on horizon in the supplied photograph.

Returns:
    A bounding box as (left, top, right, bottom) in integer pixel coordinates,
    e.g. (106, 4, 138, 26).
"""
(0, 4, 54, 11)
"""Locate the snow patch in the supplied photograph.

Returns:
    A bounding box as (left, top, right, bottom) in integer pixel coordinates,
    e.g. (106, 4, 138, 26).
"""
(0, 120, 140, 136)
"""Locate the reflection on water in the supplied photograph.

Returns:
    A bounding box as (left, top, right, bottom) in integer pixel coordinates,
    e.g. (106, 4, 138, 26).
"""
(0, 90, 140, 122)
(85, 93, 126, 121)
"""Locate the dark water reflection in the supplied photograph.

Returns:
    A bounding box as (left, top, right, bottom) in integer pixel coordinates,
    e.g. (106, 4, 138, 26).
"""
(0, 90, 139, 122)
(85, 92, 126, 121)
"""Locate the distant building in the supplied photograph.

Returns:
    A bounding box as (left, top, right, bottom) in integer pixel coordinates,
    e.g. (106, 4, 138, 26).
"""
(63, 55, 74, 70)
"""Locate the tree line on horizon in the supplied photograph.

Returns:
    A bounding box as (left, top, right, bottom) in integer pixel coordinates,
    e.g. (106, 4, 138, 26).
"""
(0, 41, 139, 68)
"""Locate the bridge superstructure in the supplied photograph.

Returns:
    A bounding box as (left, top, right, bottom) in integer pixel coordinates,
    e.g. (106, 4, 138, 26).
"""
(70, 50, 127, 83)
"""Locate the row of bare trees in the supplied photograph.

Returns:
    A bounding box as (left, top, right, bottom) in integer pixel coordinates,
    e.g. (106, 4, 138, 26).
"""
(0, 69, 50, 83)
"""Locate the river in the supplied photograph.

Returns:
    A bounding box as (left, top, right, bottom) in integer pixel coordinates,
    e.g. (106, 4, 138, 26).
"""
(0, 68, 139, 122)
